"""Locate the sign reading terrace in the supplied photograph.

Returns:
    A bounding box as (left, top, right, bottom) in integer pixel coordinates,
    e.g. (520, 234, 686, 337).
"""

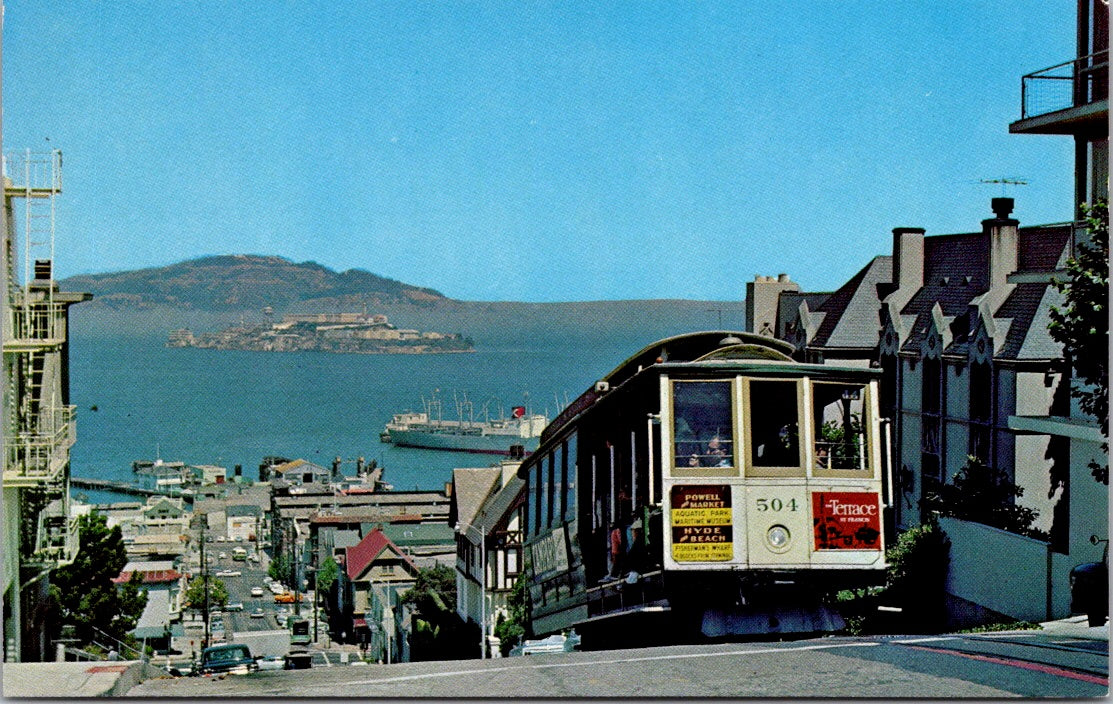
(671, 485, 733, 562)
(812, 492, 882, 550)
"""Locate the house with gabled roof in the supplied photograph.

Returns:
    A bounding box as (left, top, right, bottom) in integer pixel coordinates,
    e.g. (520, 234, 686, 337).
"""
(338, 528, 420, 663)
(450, 462, 525, 657)
(774, 194, 1103, 625)
(784, 256, 894, 367)
(112, 560, 187, 653)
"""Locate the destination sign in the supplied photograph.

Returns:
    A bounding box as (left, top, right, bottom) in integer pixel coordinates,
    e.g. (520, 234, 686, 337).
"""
(671, 485, 733, 562)
(530, 527, 570, 578)
(812, 491, 882, 550)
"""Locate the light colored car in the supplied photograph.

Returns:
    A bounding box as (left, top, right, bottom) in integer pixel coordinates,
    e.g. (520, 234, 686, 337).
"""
(218, 552, 228, 560)
(215, 569, 242, 577)
(256, 655, 284, 671)
(509, 631, 581, 656)
(250, 587, 264, 597)
(224, 602, 244, 612)
(250, 608, 266, 619)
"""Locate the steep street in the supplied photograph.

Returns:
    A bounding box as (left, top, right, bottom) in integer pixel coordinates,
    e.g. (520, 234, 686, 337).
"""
(128, 627, 1107, 699)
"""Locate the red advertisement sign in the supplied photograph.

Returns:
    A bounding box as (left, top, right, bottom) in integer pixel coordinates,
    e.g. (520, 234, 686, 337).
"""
(812, 492, 881, 550)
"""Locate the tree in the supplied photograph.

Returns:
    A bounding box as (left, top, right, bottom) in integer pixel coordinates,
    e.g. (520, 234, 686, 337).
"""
(49, 513, 148, 648)
(400, 564, 471, 660)
(493, 573, 530, 656)
(1049, 200, 1109, 484)
(315, 556, 339, 595)
(183, 576, 229, 610)
(268, 553, 290, 584)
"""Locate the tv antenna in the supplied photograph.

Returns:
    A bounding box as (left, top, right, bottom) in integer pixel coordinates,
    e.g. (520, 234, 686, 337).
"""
(979, 178, 1029, 197)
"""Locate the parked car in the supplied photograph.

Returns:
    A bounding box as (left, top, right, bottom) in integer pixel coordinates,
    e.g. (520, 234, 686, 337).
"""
(509, 631, 580, 656)
(198, 644, 258, 676)
(1070, 535, 1108, 627)
(256, 655, 285, 671)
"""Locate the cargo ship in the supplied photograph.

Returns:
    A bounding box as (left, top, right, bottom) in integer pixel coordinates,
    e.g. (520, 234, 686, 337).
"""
(380, 394, 547, 455)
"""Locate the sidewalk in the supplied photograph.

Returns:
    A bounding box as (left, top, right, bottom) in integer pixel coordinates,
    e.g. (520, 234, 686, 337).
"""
(1038, 614, 1110, 641)
(1, 660, 164, 697)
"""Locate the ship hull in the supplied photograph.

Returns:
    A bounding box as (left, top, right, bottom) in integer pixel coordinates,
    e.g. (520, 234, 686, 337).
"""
(387, 428, 539, 455)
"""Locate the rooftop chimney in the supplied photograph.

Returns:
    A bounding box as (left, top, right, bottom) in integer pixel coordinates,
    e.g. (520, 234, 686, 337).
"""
(984, 198, 1018, 290)
(745, 273, 800, 337)
(892, 227, 925, 293)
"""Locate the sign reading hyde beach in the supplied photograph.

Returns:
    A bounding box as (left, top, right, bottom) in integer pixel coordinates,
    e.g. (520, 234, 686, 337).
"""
(671, 485, 733, 562)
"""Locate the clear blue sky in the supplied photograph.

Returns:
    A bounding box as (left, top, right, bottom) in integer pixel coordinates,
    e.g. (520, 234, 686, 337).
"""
(3, 1, 1077, 302)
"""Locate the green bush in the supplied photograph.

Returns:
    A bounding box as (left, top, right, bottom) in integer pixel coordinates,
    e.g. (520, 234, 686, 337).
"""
(884, 520, 951, 632)
(836, 521, 951, 635)
(923, 456, 1045, 539)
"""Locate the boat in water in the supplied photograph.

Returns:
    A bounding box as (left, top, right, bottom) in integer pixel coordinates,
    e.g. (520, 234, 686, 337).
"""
(380, 393, 548, 455)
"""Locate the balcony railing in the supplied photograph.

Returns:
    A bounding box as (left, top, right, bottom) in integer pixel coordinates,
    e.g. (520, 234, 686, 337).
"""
(26, 506, 80, 568)
(3, 301, 66, 348)
(1021, 50, 1109, 120)
(3, 405, 76, 485)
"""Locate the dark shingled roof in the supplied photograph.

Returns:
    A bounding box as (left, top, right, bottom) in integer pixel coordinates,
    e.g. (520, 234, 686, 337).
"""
(809, 256, 892, 349)
(1017, 225, 1072, 272)
(899, 225, 1070, 357)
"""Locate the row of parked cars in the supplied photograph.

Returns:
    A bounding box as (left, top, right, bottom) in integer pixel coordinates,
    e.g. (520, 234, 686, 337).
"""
(172, 644, 310, 677)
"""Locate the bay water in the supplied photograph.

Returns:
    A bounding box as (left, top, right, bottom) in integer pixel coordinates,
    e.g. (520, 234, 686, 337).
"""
(67, 323, 695, 498)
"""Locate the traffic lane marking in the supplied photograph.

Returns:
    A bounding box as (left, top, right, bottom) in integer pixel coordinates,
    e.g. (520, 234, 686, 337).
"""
(291, 641, 882, 690)
(900, 644, 1108, 687)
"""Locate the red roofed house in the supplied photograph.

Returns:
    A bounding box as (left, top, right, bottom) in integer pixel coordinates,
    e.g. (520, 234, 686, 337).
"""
(338, 528, 420, 663)
(112, 560, 186, 653)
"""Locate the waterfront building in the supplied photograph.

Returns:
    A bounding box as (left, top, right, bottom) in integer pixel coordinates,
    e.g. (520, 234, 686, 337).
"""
(224, 504, 262, 542)
(1, 150, 91, 661)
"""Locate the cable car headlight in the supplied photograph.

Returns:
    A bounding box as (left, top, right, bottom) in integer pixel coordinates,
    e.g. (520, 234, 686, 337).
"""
(766, 524, 791, 552)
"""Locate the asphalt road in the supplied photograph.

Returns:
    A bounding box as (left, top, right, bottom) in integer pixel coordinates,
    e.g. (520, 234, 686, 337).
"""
(204, 541, 314, 657)
(129, 629, 1108, 698)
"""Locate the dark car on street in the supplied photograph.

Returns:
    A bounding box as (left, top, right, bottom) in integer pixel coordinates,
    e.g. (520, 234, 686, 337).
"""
(198, 644, 259, 676)
(1070, 535, 1108, 627)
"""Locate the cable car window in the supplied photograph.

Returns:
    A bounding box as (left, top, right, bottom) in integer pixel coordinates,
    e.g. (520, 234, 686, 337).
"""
(545, 452, 555, 528)
(533, 462, 544, 534)
(746, 379, 803, 475)
(812, 381, 871, 476)
(671, 380, 735, 472)
(563, 436, 577, 523)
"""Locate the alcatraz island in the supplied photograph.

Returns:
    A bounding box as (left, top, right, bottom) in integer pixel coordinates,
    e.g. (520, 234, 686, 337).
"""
(168, 312, 474, 354)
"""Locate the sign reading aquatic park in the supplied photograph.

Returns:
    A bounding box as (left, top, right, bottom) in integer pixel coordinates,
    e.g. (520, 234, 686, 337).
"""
(812, 492, 882, 550)
(671, 485, 733, 562)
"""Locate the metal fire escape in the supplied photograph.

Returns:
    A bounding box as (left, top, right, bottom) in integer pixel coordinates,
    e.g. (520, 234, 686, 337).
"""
(2, 150, 81, 574)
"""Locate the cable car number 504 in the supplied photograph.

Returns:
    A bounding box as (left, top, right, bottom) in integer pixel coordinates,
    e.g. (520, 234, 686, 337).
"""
(755, 498, 798, 512)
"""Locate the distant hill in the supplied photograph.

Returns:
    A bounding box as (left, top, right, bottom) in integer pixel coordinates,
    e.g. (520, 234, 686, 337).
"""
(60, 255, 745, 344)
(60, 254, 447, 311)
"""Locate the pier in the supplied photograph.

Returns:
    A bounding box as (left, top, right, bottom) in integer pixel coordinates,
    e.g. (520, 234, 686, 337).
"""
(71, 477, 188, 500)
